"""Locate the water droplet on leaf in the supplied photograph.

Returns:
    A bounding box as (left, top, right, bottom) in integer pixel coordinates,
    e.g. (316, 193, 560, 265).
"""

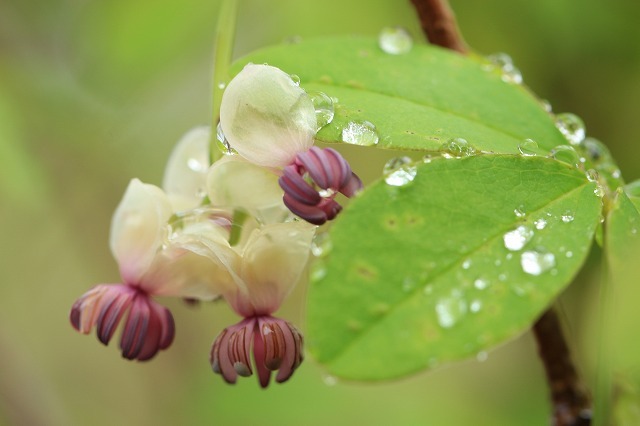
(474, 277, 489, 290)
(341, 121, 379, 146)
(485, 52, 523, 84)
(503, 225, 534, 251)
(514, 205, 526, 218)
(383, 157, 417, 187)
(555, 113, 586, 145)
(309, 91, 335, 130)
(435, 291, 468, 329)
(534, 218, 547, 230)
(440, 138, 476, 158)
(518, 139, 539, 156)
(378, 27, 413, 55)
(521, 249, 556, 276)
(550, 145, 580, 167)
(561, 211, 575, 223)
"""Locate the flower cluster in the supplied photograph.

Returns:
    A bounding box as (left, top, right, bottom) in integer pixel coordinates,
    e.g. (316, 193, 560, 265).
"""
(70, 64, 362, 387)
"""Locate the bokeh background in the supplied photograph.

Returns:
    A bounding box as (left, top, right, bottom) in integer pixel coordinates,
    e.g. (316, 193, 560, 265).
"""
(2, 0, 640, 425)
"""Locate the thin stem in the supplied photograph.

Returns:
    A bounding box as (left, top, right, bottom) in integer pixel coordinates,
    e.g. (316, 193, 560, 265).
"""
(210, 0, 238, 164)
(409, 0, 467, 53)
(533, 307, 592, 426)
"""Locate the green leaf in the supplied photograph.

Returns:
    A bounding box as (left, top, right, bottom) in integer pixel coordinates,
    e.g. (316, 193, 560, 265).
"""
(307, 155, 602, 380)
(231, 36, 566, 154)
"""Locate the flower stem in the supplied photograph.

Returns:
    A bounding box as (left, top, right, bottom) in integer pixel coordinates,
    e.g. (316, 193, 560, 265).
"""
(209, 0, 238, 164)
(533, 307, 592, 425)
(409, 0, 467, 53)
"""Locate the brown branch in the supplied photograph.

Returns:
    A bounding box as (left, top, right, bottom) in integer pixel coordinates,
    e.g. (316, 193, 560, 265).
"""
(533, 308, 592, 426)
(409, 0, 467, 53)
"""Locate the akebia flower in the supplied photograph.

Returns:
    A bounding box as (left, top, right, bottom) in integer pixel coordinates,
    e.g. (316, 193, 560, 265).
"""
(220, 63, 317, 168)
(279, 146, 363, 225)
(220, 64, 363, 224)
(70, 179, 232, 360)
(162, 126, 211, 211)
(205, 221, 315, 387)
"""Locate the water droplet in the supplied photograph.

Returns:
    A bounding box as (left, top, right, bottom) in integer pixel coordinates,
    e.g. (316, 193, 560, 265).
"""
(423, 285, 434, 295)
(514, 205, 526, 218)
(521, 249, 556, 276)
(309, 91, 335, 130)
(311, 233, 333, 257)
(561, 211, 575, 223)
(216, 122, 235, 155)
(485, 53, 523, 83)
(566, 251, 573, 258)
(323, 375, 338, 386)
(440, 138, 476, 158)
(503, 225, 534, 251)
(585, 169, 599, 182)
(540, 99, 553, 113)
(549, 145, 580, 167)
(534, 218, 547, 230)
(435, 291, 468, 328)
(594, 183, 606, 198)
(474, 278, 489, 290)
(470, 300, 482, 313)
(378, 27, 413, 55)
(217, 82, 226, 89)
(506, 253, 513, 260)
(289, 74, 301, 86)
(583, 137, 611, 163)
(383, 157, 417, 187)
(422, 154, 433, 164)
(476, 351, 488, 362)
(518, 139, 539, 156)
(555, 113, 586, 145)
(498, 273, 508, 282)
(462, 259, 472, 269)
(341, 121, 379, 146)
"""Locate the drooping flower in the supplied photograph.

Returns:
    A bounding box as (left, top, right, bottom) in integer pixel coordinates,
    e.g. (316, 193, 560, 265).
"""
(206, 155, 289, 224)
(162, 126, 211, 211)
(220, 63, 317, 168)
(203, 221, 315, 387)
(219, 64, 363, 224)
(70, 179, 234, 360)
(279, 146, 363, 225)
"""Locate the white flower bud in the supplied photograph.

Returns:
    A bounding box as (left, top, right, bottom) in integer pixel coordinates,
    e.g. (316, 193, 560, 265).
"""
(220, 64, 316, 167)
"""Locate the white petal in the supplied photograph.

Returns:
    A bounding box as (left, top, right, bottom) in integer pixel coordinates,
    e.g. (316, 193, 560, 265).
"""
(141, 220, 241, 300)
(220, 64, 316, 167)
(239, 222, 315, 314)
(110, 179, 173, 284)
(162, 127, 210, 211)
(207, 156, 289, 223)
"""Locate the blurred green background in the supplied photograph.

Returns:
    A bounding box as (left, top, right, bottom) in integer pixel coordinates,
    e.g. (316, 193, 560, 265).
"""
(1, 0, 639, 425)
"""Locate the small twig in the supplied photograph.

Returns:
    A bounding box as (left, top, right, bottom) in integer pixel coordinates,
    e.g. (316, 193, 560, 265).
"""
(533, 307, 592, 426)
(409, 0, 467, 53)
